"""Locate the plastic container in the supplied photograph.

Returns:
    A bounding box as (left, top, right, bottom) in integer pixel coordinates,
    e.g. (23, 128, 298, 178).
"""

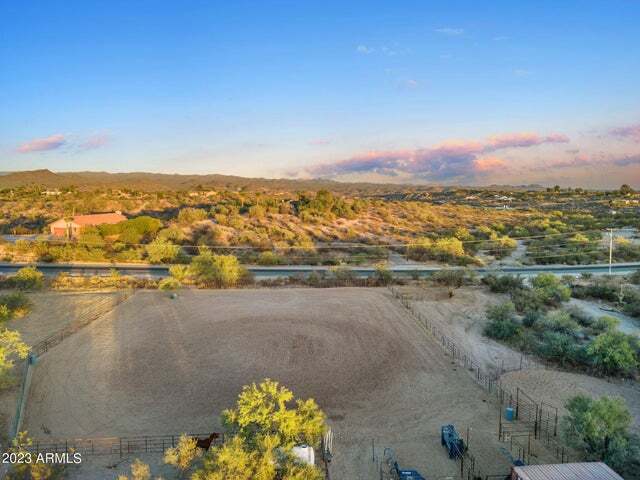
(505, 407, 515, 421)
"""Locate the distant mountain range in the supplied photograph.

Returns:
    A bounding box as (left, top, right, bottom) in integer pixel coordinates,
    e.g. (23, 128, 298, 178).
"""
(0, 169, 545, 194)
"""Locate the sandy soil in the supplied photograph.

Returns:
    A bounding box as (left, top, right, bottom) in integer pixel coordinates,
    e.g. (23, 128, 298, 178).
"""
(0, 291, 124, 439)
(24, 288, 514, 479)
(398, 285, 535, 375)
(500, 370, 640, 433)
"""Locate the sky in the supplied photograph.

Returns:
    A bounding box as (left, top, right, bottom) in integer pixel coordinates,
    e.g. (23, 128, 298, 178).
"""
(1, 0, 639, 188)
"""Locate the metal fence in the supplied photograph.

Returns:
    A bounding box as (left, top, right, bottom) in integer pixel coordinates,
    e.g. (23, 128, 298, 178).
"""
(31, 289, 133, 357)
(387, 286, 577, 465)
(25, 433, 224, 457)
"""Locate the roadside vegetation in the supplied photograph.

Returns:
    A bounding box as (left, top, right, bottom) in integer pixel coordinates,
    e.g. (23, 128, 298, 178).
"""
(482, 273, 640, 376)
(1, 183, 638, 267)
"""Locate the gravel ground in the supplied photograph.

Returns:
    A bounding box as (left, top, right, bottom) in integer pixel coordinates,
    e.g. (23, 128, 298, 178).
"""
(0, 291, 122, 439)
(23, 288, 516, 479)
(398, 285, 536, 375)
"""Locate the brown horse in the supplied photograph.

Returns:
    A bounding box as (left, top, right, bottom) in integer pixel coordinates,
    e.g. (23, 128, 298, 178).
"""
(195, 432, 220, 451)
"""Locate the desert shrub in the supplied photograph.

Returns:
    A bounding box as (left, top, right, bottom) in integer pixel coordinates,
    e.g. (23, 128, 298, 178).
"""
(572, 277, 620, 302)
(537, 331, 580, 366)
(0, 292, 32, 319)
(145, 238, 180, 264)
(484, 302, 520, 340)
(257, 251, 284, 265)
(374, 264, 393, 286)
(511, 287, 545, 313)
(431, 269, 468, 288)
(522, 309, 541, 328)
(565, 304, 593, 327)
(158, 277, 181, 291)
(6, 432, 66, 480)
(586, 331, 638, 376)
(177, 207, 208, 225)
(592, 315, 620, 334)
(531, 273, 571, 306)
(163, 434, 198, 476)
(538, 310, 581, 336)
(188, 251, 245, 288)
(483, 274, 524, 293)
(630, 270, 640, 285)
(9, 266, 44, 290)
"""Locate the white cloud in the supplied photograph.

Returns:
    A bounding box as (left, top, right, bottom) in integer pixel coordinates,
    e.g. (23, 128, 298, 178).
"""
(356, 44, 374, 54)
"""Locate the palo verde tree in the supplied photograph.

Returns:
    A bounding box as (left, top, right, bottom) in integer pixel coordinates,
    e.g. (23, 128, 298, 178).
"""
(561, 395, 639, 478)
(0, 328, 29, 389)
(191, 379, 326, 480)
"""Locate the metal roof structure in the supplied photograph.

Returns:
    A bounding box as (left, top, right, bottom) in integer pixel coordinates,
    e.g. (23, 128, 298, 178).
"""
(512, 462, 624, 480)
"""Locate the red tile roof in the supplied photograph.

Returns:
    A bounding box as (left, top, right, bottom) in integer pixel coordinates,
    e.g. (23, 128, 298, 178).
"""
(71, 212, 127, 226)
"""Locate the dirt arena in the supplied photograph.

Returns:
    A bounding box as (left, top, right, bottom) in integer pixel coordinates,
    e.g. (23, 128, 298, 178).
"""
(23, 288, 514, 478)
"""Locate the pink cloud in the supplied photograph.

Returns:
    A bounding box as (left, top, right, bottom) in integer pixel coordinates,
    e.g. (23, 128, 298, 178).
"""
(473, 156, 507, 172)
(610, 124, 640, 143)
(308, 130, 569, 181)
(80, 133, 110, 150)
(486, 132, 569, 150)
(17, 134, 66, 153)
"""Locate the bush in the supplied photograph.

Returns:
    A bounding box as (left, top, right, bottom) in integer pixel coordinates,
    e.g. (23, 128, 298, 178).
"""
(257, 251, 283, 266)
(537, 331, 580, 366)
(522, 309, 541, 328)
(188, 250, 245, 287)
(484, 302, 520, 340)
(0, 292, 32, 319)
(511, 288, 545, 313)
(158, 277, 181, 291)
(531, 273, 571, 306)
(10, 266, 44, 290)
(630, 269, 640, 285)
(374, 264, 393, 286)
(483, 274, 524, 293)
(538, 310, 581, 335)
(561, 394, 638, 477)
(592, 315, 620, 334)
(145, 238, 180, 264)
(586, 331, 638, 376)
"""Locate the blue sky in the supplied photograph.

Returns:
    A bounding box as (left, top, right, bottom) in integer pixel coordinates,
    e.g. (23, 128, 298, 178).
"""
(1, 0, 639, 187)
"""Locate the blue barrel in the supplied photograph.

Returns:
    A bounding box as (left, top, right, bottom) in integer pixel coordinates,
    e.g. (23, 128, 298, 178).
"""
(505, 407, 514, 421)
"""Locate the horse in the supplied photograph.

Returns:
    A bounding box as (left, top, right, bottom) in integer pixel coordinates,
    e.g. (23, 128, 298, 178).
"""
(194, 432, 220, 451)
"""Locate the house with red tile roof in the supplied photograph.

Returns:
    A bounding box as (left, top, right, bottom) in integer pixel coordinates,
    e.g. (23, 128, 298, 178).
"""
(49, 211, 127, 238)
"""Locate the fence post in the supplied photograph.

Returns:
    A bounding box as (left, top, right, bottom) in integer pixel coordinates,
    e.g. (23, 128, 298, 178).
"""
(515, 388, 520, 420)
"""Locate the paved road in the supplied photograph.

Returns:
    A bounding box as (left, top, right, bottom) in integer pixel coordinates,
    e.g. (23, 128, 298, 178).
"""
(0, 261, 638, 279)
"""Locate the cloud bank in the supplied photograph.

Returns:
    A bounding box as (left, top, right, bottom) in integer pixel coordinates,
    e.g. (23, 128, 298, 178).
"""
(308, 131, 569, 181)
(17, 134, 66, 153)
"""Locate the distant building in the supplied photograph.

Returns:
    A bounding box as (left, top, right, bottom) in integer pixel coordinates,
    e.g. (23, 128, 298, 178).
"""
(511, 462, 623, 480)
(49, 211, 126, 238)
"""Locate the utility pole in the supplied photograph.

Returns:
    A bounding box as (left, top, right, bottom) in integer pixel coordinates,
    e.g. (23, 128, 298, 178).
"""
(609, 228, 613, 274)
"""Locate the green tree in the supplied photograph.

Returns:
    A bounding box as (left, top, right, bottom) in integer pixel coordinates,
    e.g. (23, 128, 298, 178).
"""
(484, 302, 520, 340)
(145, 238, 180, 263)
(587, 331, 637, 376)
(188, 250, 245, 287)
(0, 328, 30, 388)
(561, 395, 632, 461)
(531, 273, 571, 306)
(192, 380, 325, 480)
(222, 379, 325, 449)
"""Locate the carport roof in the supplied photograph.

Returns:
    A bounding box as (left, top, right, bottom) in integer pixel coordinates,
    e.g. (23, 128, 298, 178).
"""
(512, 462, 623, 480)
